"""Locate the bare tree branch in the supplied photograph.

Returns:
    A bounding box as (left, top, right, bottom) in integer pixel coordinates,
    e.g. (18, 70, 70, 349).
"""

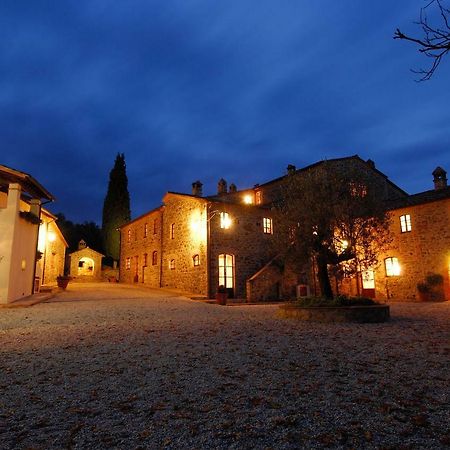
(394, 0, 450, 80)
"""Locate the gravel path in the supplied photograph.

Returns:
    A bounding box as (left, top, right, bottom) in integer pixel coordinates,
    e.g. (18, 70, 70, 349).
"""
(0, 283, 449, 449)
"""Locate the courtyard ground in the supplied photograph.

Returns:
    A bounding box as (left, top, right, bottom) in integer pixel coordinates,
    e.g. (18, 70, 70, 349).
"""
(0, 283, 449, 449)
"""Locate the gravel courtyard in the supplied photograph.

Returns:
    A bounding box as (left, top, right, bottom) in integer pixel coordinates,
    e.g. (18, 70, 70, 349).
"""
(0, 283, 449, 449)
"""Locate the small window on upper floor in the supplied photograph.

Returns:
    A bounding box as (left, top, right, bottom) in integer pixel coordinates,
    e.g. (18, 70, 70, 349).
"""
(385, 257, 400, 277)
(169, 259, 175, 270)
(153, 218, 159, 234)
(400, 214, 411, 233)
(193, 254, 200, 267)
(127, 229, 131, 243)
(220, 212, 231, 229)
(171, 223, 175, 239)
(125, 257, 131, 270)
(143, 253, 148, 267)
(255, 190, 262, 205)
(263, 217, 273, 234)
(134, 229, 138, 241)
(152, 251, 158, 265)
(144, 223, 148, 238)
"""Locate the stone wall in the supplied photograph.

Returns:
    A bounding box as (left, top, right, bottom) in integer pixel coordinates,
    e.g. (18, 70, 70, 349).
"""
(120, 208, 163, 287)
(209, 202, 276, 298)
(375, 198, 450, 301)
(69, 247, 103, 280)
(160, 195, 208, 295)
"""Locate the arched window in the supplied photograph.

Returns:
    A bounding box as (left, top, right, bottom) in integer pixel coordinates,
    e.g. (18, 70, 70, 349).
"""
(152, 251, 158, 265)
(218, 254, 234, 288)
(193, 254, 200, 266)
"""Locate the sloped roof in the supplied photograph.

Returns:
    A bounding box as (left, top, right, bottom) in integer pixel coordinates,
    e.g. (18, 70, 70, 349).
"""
(0, 164, 54, 201)
(387, 186, 450, 210)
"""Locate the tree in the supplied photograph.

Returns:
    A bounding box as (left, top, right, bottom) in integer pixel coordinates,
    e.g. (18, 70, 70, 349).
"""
(273, 163, 391, 299)
(102, 153, 131, 261)
(56, 213, 103, 253)
(394, 0, 450, 80)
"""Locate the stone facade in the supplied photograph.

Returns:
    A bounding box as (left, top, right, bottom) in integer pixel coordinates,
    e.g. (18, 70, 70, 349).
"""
(119, 155, 449, 302)
(375, 195, 450, 301)
(69, 246, 104, 281)
(119, 208, 163, 286)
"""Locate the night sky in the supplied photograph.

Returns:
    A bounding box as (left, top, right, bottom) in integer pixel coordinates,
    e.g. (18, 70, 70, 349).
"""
(1, 1, 449, 224)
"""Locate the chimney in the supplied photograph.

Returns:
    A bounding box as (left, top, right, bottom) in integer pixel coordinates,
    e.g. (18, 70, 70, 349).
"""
(192, 180, 203, 196)
(229, 183, 237, 193)
(366, 159, 375, 169)
(432, 166, 447, 190)
(287, 164, 296, 175)
(217, 178, 227, 195)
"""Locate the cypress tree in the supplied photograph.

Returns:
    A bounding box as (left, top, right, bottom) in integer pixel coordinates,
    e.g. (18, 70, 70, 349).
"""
(102, 153, 131, 261)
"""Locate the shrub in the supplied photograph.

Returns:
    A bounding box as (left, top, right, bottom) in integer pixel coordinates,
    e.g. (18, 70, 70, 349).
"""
(295, 295, 377, 307)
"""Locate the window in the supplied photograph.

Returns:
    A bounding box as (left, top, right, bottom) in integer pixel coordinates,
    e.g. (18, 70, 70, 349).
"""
(243, 194, 253, 204)
(143, 253, 147, 267)
(171, 223, 175, 239)
(127, 229, 131, 243)
(169, 259, 175, 270)
(255, 190, 262, 205)
(144, 223, 148, 238)
(220, 212, 231, 229)
(263, 217, 273, 234)
(134, 230, 137, 241)
(193, 254, 200, 266)
(350, 182, 367, 197)
(218, 254, 234, 288)
(400, 214, 411, 233)
(385, 257, 400, 277)
(153, 218, 159, 234)
(125, 257, 131, 270)
(152, 251, 158, 265)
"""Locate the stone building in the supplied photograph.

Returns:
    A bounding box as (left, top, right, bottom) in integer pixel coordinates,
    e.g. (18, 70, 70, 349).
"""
(35, 209, 68, 287)
(69, 240, 104, 281)
(119, 155, 449, 301)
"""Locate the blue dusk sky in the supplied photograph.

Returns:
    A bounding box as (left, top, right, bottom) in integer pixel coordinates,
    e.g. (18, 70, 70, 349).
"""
(1, 1, 449, 223)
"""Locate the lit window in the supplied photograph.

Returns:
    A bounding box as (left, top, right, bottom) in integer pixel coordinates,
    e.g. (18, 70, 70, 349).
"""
(400, 214, 411, 233)
(220, 212, 231, 229)
(144, 223, 148, 238)
(125, 257, 131, 270)
(127, 229, 131, 243)
(193, 254, 200, 266)
(255, 191, 262, 205)
(143, 253, 147, 267)
(385, 257, 400, 277)
(263, 218, 273, 234)
(218, 254, 234, 288)
(169, 259, 175, 270)
(153, 219, 159, 234)
(152, 251, 158, 265)
(171, 223, 175, 239)
(350, 182, 367, 197)
(243, 194, 253, 205)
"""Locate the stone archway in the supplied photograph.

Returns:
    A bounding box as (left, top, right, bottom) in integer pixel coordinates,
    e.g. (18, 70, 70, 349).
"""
(78, 257, 94, 276)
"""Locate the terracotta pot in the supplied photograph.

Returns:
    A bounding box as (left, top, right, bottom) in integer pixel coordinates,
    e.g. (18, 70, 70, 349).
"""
(57, 277, 70, 290)
(216, 292, 227, 305)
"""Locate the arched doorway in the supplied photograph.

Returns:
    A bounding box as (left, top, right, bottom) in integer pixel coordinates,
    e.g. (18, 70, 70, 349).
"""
(78, 257, 94, 276)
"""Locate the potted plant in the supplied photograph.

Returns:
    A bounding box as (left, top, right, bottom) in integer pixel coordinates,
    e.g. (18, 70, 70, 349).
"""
(216, 285, 228, 305)
(56, 274, 71, 290)
(417, 281, 431, 302)
(417, 273, 445, 302)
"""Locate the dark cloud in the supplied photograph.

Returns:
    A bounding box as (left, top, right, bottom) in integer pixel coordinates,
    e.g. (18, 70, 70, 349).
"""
(1, 0, 449, 223)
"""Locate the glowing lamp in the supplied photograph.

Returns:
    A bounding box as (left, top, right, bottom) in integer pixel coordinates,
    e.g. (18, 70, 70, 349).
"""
(243, 194, 253, 205)
(48, 231, 56, 242)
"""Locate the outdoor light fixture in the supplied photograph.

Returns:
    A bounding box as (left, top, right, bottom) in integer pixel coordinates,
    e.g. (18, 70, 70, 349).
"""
(243, 194, 253, 205)
(47, 231, 56, 242)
